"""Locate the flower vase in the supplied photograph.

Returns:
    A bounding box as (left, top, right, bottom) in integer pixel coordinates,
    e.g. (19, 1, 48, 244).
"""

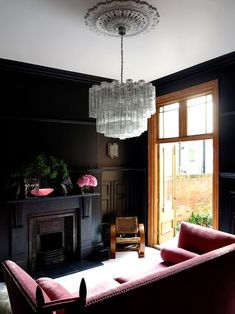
(81, 186, 93, 194)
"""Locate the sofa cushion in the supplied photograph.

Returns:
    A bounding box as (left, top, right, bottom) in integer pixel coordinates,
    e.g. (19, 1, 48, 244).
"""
(114, 262, 168, 283)
(178, 222, 235, 254)
(86, 279, 121, 297)
(160, 247, 199, 265)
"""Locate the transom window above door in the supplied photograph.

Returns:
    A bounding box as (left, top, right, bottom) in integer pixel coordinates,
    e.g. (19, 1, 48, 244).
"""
(187, 95, 213, 135)
(158, 93, 213, 140)
(159, 103, 179, 138)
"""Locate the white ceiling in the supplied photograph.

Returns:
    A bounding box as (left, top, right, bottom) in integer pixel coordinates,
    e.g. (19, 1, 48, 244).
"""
(0, 0, 235, 82)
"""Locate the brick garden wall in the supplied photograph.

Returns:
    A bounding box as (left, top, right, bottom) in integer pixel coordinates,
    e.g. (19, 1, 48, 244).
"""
(175, 174, 212, 224)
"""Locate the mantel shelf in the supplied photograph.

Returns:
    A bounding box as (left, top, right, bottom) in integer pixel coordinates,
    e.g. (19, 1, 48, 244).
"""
(7, 192, 100, 204)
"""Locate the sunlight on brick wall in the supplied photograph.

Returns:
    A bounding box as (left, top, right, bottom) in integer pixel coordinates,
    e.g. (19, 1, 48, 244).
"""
(175, 174, 212, 224)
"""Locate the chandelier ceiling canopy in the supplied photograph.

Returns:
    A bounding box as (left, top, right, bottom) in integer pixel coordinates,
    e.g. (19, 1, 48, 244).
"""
(85, 1, 160, 140)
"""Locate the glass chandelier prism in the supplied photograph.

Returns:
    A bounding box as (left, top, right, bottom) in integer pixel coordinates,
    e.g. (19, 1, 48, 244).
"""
(85, 0, 160, 140)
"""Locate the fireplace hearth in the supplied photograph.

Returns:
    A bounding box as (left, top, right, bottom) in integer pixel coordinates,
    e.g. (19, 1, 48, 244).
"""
(8, 193, 101, 271)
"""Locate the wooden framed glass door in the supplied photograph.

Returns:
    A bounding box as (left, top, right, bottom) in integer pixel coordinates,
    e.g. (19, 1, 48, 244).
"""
(148, 80, 218, 246)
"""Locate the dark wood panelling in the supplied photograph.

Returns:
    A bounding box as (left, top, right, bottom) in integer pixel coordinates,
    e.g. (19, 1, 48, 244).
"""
(113, 180, 128, 217)
(219, 175, 235, 233)
(100, 168, 147, 247)
(0, 61, 101, 191)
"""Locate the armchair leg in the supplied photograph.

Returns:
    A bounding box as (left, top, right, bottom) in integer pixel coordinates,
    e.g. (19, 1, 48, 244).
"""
(138, 223, 145, 258)
(110, 250, 116, 259)
(138, 242, 145, 257)
(110, 224, 116, 259)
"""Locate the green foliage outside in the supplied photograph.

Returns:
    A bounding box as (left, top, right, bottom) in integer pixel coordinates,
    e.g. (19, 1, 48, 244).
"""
(188, 212, 212, 227)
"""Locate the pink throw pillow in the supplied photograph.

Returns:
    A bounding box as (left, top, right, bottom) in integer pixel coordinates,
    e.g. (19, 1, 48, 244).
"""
(36, 277, 73, 300)
(36, 277, 74, 314)
(160, 247, 199, 265)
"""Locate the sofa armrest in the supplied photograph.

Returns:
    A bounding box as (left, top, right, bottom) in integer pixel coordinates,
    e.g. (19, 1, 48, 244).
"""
(2, 260, 87, 314)
(178, 222, 235, 254)
(36, 286, 82, 313)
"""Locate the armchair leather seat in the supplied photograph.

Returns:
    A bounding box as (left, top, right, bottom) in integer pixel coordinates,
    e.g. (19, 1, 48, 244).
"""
(116, 236, 141, 244)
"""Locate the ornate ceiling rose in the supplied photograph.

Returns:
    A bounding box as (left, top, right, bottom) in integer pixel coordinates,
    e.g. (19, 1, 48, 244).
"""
(84, 0, 160, 37)
(85, 1, 159, 139)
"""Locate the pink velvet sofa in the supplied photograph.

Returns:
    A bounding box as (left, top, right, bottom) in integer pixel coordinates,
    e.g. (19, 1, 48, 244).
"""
(3, 222, 235, 314)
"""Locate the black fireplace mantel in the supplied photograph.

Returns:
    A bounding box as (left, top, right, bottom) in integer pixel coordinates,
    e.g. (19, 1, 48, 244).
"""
(8, 193, 100, 226)
(7, 192, 100, 204)
(7, 193, 101, 270)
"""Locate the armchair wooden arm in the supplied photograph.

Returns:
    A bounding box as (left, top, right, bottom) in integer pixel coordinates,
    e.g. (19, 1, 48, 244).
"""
(138, 223, 145, 257)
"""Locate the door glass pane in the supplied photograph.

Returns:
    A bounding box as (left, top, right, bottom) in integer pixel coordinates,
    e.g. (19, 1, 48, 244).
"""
(159, 143, 177, 212)
(159, 103, 179, 138)
(176, 140, 213, 229)
(187, 95, 213, 135)
(159, 139, 213, 242)
(158, 143, 177, 243)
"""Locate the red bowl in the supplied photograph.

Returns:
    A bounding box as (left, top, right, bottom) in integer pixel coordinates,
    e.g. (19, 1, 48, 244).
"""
(31, 188, 54, 197)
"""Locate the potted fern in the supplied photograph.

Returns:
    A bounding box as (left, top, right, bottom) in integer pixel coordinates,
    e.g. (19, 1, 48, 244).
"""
(14, 153, 72, 197)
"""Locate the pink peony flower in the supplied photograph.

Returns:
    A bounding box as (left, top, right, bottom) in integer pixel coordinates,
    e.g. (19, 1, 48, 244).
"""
(76, 174, 98, 188)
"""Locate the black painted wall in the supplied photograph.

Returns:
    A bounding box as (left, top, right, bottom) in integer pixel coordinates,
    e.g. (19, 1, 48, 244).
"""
(0, 58, 147, 264)
(151, 51, 235, 233)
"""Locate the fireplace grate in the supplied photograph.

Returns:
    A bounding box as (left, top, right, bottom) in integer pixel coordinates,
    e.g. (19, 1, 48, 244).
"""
(29, 211, 77, 270)
(39, 248, 65, 266)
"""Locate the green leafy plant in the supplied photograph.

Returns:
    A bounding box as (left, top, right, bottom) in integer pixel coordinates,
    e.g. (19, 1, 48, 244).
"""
(15, 153, 69, 181)
(188, 212, 212, 228)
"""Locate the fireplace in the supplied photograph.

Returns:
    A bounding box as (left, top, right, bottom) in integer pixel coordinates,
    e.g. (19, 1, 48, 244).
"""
(29, 211, 77, 270)
(8, 193, 101, 271)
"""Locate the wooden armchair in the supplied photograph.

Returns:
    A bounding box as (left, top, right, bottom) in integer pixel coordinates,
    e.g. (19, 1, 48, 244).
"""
(110, 216, 145, 258)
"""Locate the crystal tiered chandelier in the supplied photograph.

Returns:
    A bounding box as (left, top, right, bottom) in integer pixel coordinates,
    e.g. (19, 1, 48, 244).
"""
(85, 1, 160, 140)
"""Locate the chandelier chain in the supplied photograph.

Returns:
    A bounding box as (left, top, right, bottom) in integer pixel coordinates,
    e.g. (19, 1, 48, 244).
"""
(121, 34, 124, 83)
